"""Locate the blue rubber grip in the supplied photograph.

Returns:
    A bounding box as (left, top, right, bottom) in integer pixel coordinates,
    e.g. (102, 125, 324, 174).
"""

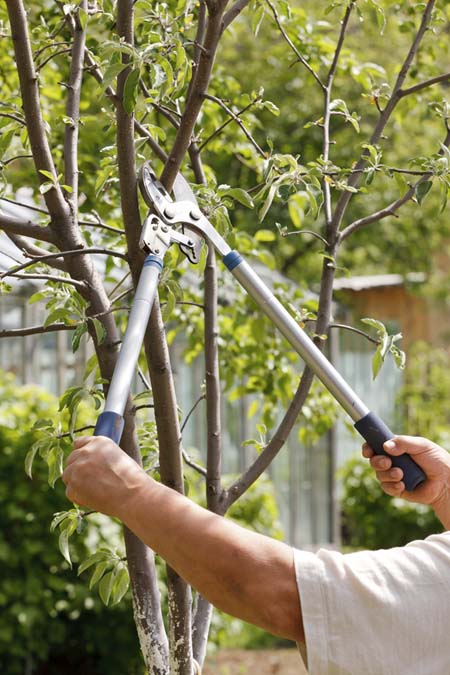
(354, 412, 426, 491)
(223, 250, 243, 271)
(94, 411, 124, 444)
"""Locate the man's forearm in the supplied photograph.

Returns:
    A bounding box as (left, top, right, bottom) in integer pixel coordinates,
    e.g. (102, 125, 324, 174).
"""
(119, 474, 304, 643)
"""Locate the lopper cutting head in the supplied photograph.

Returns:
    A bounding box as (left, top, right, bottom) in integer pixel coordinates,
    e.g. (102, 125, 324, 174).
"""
(138, 163, 203, 263)
(138, 162, 231, 259)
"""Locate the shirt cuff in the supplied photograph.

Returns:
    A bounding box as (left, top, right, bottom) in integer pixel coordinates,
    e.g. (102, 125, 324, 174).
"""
(293, 548, 329, 675)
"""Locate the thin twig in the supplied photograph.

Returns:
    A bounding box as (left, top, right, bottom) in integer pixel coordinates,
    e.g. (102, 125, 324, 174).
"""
(340, 127, 450, 240)
(1, 153, 33, 165)
(63, 1, 87, 208)
(332, 0, 437, 232)
(182, 448, 207, 477)
(180, 394, 206, 433)
(281, 229, 329, 246)
(201, 94, 266, 156)
(8, 272, 86, 289)
(0, 246, 128, 279)
(0, 323, 75, 338)
(399, 71, 450, 99)
(36, 47, 72, 71)
(328, 323, 378, 345)
(265, 0, 325, 90)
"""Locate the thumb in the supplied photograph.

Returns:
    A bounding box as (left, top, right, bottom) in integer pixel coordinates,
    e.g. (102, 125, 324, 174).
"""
(383, 435, 436, 457)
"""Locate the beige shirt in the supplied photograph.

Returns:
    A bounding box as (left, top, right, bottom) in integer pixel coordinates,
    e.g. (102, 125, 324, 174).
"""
(294, 532, 450, 674)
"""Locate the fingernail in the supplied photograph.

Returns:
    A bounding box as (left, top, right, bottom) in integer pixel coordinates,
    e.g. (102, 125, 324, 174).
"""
(384, 440, 395, 451)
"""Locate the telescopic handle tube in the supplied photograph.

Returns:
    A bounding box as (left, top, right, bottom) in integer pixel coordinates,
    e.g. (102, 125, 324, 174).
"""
(222, 250, 426, 491)
(94, 255, 163, 443)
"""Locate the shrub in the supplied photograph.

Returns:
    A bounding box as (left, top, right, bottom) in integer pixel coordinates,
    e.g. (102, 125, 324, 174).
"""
(0, 371, 142, 675)
(340, 456, 441, 550)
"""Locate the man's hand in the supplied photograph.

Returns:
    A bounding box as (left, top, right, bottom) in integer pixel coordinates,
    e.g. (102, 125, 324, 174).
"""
(363, 435, 450, 529)
(62, 436, 150, 518)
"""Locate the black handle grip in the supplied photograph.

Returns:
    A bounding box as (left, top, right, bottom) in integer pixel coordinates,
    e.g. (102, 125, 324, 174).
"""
(354, 412, 426, 492)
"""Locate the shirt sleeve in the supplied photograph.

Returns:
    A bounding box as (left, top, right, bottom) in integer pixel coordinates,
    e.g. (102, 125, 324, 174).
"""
(294, 532, 450, 675)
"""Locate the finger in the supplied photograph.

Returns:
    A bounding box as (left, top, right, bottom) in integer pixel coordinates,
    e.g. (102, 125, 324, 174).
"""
(383, 435, 437, 456)
(362, 443, 374, 459)
(370, 455, 393, 472)
(375, 467, 404, 483)
(62, 463, 73, 486)
(65, 446, 90, 469)
(74, 436, 94, 450)
(380, 480, 405, 497)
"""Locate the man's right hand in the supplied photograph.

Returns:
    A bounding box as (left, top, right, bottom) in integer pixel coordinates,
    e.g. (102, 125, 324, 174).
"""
(362, 435, 450, 529)
(62, 436, 150, 519)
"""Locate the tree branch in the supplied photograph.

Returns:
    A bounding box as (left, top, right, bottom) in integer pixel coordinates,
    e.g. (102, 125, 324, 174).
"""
(161, 10, 225, 190)
(332, 0, 437, 232)
(329, 323, 379, 345)
(8, 272, 86, 289)
(340, 127, 450, 241)
(322, 1, 356, 229)
(222, 0, 251, 31)
(63, 1, 87, 209)
(0, 211, 55, 243)
(83, 48, 168, 163)
(5, 232, 67, 272)
(399, 71, 450, 99)
(223, 367, 315, 509)
(0, 323, 75, 338)
(0, 247, 128, 279)
(5, 0, 72, 224)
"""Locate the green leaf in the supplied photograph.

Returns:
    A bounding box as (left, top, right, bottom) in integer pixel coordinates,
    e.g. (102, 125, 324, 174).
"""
(391, 345, 406, 371)
(99, 569, 116, 605)
(111, 566, 129, 604)
(38, 169, 55, 182)
(78, 550, 112, 576)
(72, 323, 88, 352)
(90, 318, 106, 346)
(372, 345, 383, 379)
(24, 444, 40, 479)
(51, 511, 71, 532)
(47, 445, 64, 487)
(258, 184, 277, 221)
(102, 62, 128, 90)
(247, 399, 259, 419)
(89, 561, 110, 589)
(123, 68, 140, 115)
(416, 180, 433, 205)
(44, 308, 71, 328)
(254, 229, 276, 242)
(78, 6, 88, 30)
(58, 522, 74, 567)
(263, 100, 280, 116)
(39, 182, 54, 195)
(360, 317, 386, 335)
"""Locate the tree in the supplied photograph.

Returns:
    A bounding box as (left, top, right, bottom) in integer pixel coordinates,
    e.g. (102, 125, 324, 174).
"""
(1, 1, 449, 673)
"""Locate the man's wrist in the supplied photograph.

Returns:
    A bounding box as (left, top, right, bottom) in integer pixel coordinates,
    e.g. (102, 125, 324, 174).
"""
(114, 469, 155, 522)
(431, 491, 450, 531)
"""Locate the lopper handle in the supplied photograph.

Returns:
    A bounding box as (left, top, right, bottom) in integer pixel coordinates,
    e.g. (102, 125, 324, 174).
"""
(354, 412, 426, 491)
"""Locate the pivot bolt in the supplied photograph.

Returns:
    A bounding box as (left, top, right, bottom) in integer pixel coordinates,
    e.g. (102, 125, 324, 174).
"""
(164, 206, 176, 219)
(190, 209, 201, 220)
